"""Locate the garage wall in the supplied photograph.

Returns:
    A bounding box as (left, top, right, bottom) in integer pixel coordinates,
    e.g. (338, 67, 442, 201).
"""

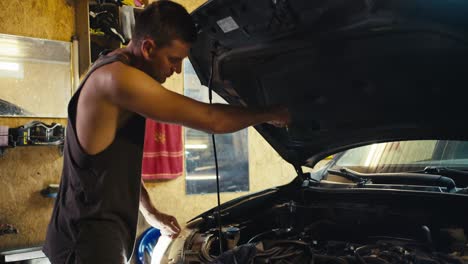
(0, 1, 73, 41)
(0, 0, 74, 250)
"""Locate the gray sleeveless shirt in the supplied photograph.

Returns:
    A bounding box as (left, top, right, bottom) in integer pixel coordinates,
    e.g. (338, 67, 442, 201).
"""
(44, 52, 145, 263)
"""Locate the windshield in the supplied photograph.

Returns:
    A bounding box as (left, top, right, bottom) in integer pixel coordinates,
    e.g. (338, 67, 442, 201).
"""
(334, 140, 468, 173)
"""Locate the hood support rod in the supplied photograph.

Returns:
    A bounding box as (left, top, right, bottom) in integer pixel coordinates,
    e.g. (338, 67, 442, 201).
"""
(208, 48, 224, 254)
(294, 165, 306, 181)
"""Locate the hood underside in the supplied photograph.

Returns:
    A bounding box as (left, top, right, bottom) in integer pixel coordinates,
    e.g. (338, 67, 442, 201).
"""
(189, 0, 468, 166)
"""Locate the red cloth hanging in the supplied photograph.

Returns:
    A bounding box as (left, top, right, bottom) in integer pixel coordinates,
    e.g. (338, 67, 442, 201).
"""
(141, 119, 183, 180)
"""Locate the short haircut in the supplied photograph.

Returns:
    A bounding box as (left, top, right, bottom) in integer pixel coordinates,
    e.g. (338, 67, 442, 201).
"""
(134, 0, 197, 47)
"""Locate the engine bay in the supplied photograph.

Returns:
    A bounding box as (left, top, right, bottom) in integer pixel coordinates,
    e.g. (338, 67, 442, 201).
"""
(182, 191, 468, 264)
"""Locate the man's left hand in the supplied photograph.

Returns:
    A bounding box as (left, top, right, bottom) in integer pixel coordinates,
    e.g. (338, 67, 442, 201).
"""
(144, 211, 181, 239)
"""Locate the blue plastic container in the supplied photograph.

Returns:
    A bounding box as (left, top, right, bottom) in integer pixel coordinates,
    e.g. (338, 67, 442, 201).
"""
(136, 227, 161, 264)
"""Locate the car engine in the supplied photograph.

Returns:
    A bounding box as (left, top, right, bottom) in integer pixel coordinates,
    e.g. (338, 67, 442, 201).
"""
(186, 224, 466, 263)
(181, 190, 468, 264)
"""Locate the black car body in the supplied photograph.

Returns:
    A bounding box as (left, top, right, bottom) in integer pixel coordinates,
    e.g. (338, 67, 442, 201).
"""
(0, 99, 31, 116)
(160, 0, 468, 263)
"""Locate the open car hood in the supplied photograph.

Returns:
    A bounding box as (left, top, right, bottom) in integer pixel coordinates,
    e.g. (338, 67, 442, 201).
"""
(189, 0, 468, 167)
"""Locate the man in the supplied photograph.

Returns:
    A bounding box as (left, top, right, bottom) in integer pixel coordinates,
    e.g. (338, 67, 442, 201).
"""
(43, 1, 289, 263)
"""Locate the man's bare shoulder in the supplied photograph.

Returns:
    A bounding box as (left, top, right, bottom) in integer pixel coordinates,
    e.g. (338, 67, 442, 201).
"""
(92, 60, 142, 83)
(86, 60, 148, 97)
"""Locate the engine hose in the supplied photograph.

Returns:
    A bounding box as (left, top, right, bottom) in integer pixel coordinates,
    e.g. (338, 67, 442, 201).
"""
(247, 229, 277, 244)
(269, 249, 303, 260)
(355, 245, 374, 264)
(378, 251, 404, 262)
(362, 256, 391, 264)
(313, 255, 349, 264)
(268, 240, 310, 247)
(255, 246, 283, 257)
(355, 245, 394, 264)
(433, 253, 464, 264)
(254, 245, 306, 263)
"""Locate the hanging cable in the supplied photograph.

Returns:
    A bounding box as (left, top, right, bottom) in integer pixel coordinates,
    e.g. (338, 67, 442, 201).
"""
(207, 50, 223, 253)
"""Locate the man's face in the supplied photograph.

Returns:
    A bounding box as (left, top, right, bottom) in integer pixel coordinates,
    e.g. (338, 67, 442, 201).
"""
(145, 39, 191, 83)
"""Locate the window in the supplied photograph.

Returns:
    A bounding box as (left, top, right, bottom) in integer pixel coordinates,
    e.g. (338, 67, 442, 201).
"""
(334, 140, 468, 173)
(184, 59, 249, 194)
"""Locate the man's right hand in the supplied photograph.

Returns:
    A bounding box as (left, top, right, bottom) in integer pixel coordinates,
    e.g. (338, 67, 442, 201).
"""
(266, 106, 290, 128)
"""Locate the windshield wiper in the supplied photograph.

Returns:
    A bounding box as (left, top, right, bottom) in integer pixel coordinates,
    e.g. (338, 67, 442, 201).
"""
(416, 166, 468, 177)
(326, 168, 372, 187)
(326, 167, 457, 192)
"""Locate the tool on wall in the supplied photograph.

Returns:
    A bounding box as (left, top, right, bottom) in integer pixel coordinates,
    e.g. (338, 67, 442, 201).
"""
(96, 0, 123, 6)
(0, 121, 65, 156)
(90, 3, 126, 44)
(0, 224, 18, 237)
(40, 184, 60, 199)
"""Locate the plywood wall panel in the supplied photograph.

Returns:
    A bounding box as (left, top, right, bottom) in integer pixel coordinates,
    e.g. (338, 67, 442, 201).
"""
(0, 0, 74, 41)
(0, 146, 64, 248)
(0, 0, 74, 250)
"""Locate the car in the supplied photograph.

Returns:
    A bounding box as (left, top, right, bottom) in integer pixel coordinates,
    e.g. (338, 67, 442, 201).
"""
(0, 98, 31, 116)
(158, 0, 468, 263)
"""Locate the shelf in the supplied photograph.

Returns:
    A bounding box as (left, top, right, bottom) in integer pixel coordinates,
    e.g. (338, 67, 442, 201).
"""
(75, 0, 132, 73)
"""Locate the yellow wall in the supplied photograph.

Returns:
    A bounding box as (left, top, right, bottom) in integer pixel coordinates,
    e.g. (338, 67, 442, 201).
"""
(0, 0, 74, 42)
(149, 0, 205, 12)
(172, 0, 207, 11)
(0, 0, 74, 250)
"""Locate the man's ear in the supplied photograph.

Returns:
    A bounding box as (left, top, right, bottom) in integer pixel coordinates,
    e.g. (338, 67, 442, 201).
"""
(141, 39, 157, 60)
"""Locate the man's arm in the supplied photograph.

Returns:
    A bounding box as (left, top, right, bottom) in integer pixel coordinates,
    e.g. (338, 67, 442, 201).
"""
(100, 63, 289, 134)
(139, 180, 181, 238)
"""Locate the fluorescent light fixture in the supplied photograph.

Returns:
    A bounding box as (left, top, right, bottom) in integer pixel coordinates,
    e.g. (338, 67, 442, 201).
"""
(0, 38, 20, 57)
(0, 61, 20, 71)
(185, 144, 208, 149)
(185, 175, 217, 180)
(0, 61, 24, 79)
(0, 46, 20, 57)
